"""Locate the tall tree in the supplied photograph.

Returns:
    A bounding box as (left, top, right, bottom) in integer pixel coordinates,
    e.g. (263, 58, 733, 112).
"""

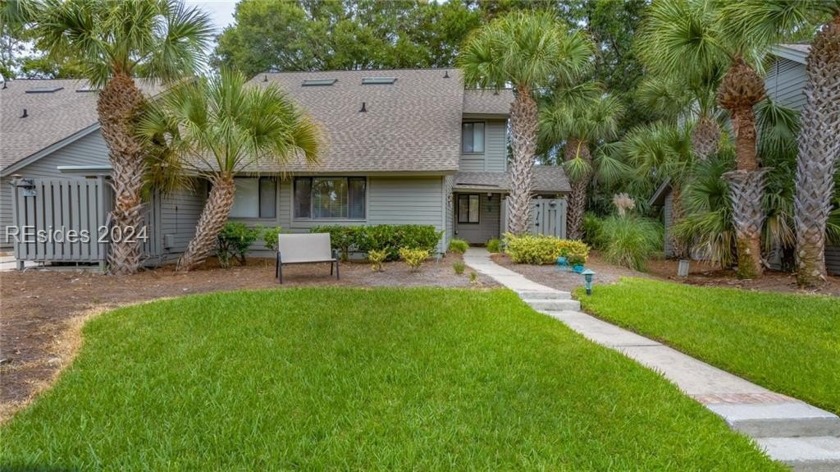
(460, 11, 592, 235)
(138, 69, 321, 271)
(792, 4, 840, 286)
(540, 83, 625, 239)
(213, 0, 482, 76)
(35, 0, 213, 275)
(638, 0, 814, 279)
(0, 0, 38, 78)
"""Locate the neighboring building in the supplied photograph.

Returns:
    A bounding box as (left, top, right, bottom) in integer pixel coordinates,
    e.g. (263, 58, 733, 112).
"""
(650, 44, 840, 275)
(1, 69, 570, 266)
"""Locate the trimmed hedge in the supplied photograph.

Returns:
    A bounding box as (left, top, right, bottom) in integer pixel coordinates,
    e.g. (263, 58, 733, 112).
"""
(310, 225, 442, 261)
(504, 233, 590, 265)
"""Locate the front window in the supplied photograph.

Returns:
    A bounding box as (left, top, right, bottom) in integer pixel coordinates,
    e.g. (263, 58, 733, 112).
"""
(294, 177, 366, 219)
(230, 177, 276, 219)
(457, 194, 480, 224)
(462, 122, 485, 153)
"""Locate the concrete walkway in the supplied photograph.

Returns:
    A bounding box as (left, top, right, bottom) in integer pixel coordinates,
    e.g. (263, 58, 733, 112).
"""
(464, 248, 840, 472)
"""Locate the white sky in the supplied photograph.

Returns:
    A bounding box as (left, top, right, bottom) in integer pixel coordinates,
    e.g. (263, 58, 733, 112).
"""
(185, 0, 238, 35)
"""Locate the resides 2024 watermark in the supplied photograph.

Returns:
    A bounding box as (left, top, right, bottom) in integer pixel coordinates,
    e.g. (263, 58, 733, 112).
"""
(4, 225, 149, 244)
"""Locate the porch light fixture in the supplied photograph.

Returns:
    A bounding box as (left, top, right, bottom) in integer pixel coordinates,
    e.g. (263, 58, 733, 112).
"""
(487, 192, 492, 200)
(582, 269, 595, 295)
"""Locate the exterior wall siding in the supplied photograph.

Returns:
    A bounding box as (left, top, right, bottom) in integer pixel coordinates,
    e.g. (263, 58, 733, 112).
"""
(1, 131, 109, 248)
(156, 182, 206, 258)
(454, 192, 501, 245)
(826, 245, 840, 276)
(765, 58, 807, 110)
(239, 176, 446, 255)
(458, 120, 507, 172)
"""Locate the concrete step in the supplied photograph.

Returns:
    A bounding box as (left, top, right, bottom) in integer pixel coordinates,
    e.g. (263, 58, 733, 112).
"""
(523, 299, 581, 312)
(706, 403, 840, 438)
(516, 291, 571, 300)
(756, 436, 840, 472)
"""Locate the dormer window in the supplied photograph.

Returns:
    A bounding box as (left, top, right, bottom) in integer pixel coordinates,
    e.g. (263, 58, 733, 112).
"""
(462, 122, 485, 154)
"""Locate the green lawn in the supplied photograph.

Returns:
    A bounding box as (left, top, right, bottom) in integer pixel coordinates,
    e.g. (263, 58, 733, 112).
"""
(578, 278, 840, 414)
(1, 288, 782, 470)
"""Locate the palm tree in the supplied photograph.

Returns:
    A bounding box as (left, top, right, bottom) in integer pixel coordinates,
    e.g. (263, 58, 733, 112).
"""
(458, 11, 592, 235)
(539, 83, 625, 239)
(622, 122, 694, 258)
(793, 5, 840, 286)
(34, 0, 212, 275)
(638, 0, 815, 279)
(138, 69, 320, 271)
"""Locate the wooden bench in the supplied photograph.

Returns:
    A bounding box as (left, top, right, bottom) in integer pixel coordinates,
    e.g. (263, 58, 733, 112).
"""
(275, 233, 339, 284)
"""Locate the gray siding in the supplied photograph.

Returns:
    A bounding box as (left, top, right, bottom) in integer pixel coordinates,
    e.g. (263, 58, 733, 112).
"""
(454, 193, 501, 245)
(458, 120, 507, 173)
(238, 176, 446, 254)
(1, 131, 109, 248)
(765, 58, 807, 110)
(765, 56, 840, 275)
(157, 182, 206, 257)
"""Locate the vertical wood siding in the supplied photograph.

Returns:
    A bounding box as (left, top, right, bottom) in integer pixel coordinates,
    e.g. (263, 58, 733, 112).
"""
(1, 131, 109, 248)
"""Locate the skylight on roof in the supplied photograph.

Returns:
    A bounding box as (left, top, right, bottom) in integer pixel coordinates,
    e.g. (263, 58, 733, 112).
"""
(76, 87, 99, 93)
(361, 77, 397, 85)
(25, 86, 64, 94)
(302, 78, 337, 87)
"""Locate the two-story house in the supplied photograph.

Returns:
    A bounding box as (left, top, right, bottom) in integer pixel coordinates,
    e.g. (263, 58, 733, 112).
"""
(1, 69, 570, 266)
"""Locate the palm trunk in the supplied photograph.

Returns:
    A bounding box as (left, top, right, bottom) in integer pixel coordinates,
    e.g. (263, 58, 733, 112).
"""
(565, 139, 591, 240)
(691, 115, 720, 161)
(507, 84, 538, 235)
(717, 58, 767, 279)
(794, 13, 840, 287)
(97, 73, 147, 275)
(670, 183, 688, 258)
(176, 175, 236, 271)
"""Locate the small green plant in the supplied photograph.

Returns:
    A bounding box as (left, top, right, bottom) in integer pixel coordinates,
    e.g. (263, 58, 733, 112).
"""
(448, 238, 469, 254)
(261, 226, 283, 252)
(486, 238, 501, 253)
(368, 249, 388, 272)
(399, 247, 430, 271)
(453, 260, 466, 275)
(469, 271, 478, 284)
(217, 222, 260, 268)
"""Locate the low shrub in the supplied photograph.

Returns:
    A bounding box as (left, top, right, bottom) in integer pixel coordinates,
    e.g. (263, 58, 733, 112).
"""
(469, 271, 478, 284)
(399, 247, 430, 271)
(453, 260, 466, 275)
(448, 238, 469, 254)
(368, 249, 388, 272)
(503, 233, 590, 265)
(599, 215, 663, 271)
(310, 225, 358, 261)
(217, 222, 260, 268)
(486, 238, 501, 253)
(311, 225, 441, 261)
(261, 226, 283, 252)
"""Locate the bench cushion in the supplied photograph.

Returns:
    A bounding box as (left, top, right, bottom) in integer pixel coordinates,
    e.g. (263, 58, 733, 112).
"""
(278, 233, 333, 263)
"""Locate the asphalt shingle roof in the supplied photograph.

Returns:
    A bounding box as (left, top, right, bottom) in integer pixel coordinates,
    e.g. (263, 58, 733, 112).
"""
(455, 166, 570, 194)
(0, 78, 163, 172)
(248, 69, 470, 174)
(463, 89, 514, 115)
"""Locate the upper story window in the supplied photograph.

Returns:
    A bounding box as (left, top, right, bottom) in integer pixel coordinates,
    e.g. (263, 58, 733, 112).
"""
(462, 122, 485, 154)
(294, 177, 366, 220)
(230, 177, 276, 219)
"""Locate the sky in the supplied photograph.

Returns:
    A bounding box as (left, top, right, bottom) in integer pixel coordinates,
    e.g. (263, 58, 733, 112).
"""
(185, 0, 238, 35)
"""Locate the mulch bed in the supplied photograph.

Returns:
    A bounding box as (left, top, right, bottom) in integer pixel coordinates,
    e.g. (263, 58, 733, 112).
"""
(0, 255, 495, 423)
(493, 252, 840, 297)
